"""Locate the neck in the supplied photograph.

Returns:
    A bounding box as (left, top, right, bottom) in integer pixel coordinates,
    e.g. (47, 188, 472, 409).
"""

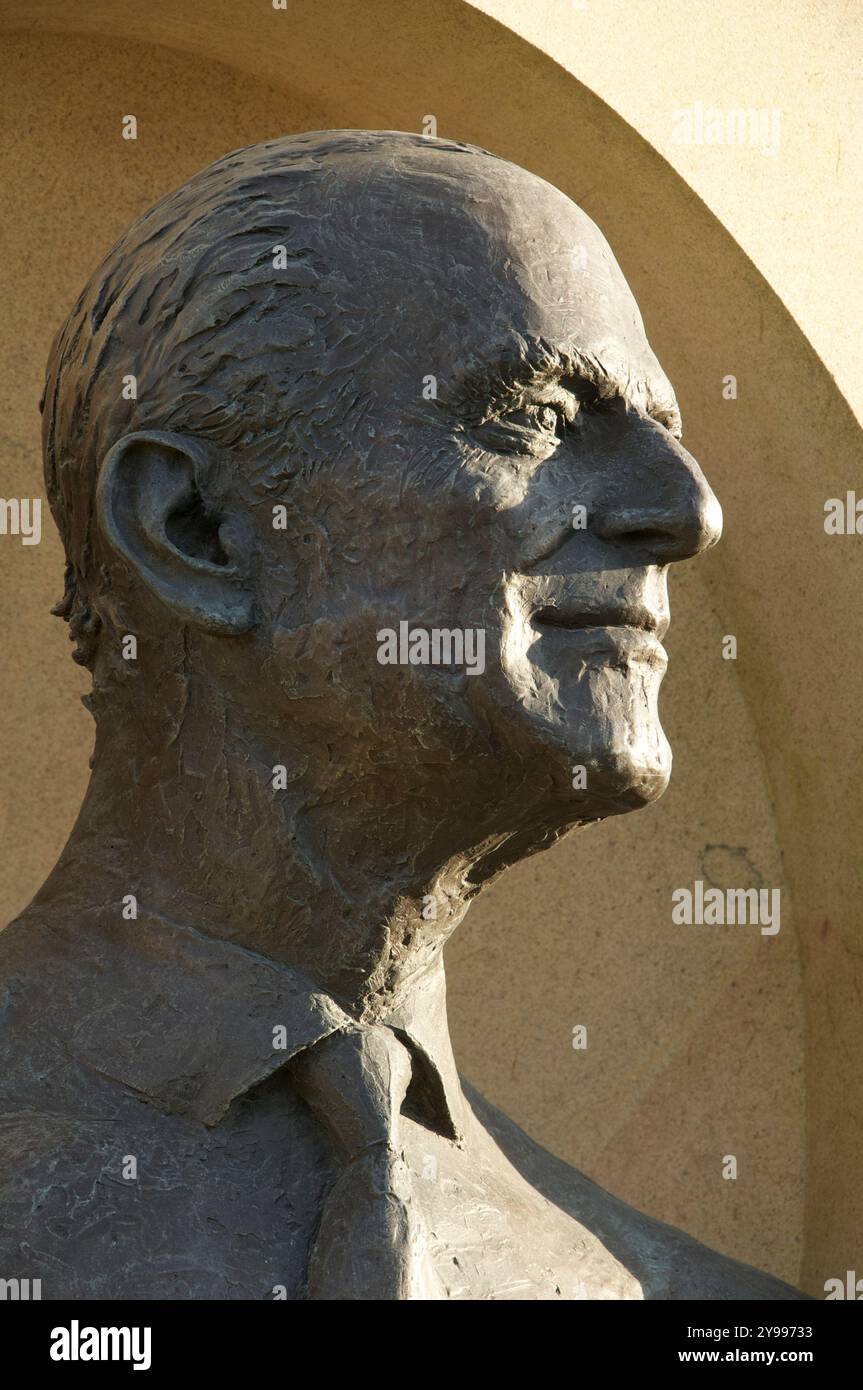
(32, 652, 583, 1023)
(31, 696, 498, 1019)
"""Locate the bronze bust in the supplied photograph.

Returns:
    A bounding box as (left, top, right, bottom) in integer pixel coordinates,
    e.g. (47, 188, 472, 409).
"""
(0, 131, 805, 1300)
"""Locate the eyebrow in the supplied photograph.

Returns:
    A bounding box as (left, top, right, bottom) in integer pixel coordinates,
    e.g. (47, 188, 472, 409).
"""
(445, 336, 683, 438)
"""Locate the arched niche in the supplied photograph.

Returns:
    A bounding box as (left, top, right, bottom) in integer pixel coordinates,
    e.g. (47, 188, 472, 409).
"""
(2, 0, 859, 1295)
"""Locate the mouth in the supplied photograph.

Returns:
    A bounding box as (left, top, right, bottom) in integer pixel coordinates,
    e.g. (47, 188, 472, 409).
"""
(531, 603, 669, 640)
(528, 602, 669, 672)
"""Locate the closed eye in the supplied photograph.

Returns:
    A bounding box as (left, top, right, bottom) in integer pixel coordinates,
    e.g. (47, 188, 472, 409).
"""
(471, 387, 582, 457)
(500, 402, 568, 437)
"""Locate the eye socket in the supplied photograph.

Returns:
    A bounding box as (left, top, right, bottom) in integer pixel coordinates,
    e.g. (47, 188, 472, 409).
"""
(503, 403, 567, 436)
(470, 397, 574, 457)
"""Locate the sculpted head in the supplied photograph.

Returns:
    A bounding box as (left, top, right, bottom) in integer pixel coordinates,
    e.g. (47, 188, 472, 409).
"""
(42, 131, 721, 983)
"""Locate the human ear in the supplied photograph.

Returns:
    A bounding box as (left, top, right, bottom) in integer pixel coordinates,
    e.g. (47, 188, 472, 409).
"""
(95, 430, 255, 634)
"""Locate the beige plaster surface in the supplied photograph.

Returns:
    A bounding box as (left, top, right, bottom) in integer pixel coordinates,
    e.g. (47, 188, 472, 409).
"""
(472, 0, 863, 425)
(0, 1, 859, 1295)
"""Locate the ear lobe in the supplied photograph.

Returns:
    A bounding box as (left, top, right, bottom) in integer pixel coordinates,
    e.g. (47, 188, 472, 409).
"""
(96, 430, 255, 635)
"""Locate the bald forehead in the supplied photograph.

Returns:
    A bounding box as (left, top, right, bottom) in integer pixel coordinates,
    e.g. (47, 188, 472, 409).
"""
(336, 147, 673, 419)
(340, 144, 604, 271)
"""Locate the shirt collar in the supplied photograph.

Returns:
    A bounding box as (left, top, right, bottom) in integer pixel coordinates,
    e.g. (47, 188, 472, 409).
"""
(63, 909, 464, 1141)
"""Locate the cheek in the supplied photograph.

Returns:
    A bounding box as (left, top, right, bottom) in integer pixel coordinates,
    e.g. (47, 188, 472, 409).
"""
(264, 609, 388, 750)
(453, 447, 613, 568)
(444, 455, 538, 575)
(453, 450, 536, 512)
(253, 454, 515, 640)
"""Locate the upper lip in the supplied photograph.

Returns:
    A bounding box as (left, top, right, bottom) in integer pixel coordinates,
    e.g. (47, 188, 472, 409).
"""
(531, 602, 669, 640)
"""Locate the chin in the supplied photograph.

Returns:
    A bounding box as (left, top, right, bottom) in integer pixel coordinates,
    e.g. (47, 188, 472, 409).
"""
(504, 700, 673, 821)
(582, 737, 672, 814)
(466, 647, 674, 818)
(462, 727, 672, 893)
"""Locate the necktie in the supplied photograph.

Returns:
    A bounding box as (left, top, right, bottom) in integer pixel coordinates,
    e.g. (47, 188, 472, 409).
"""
(291, 1023, 443, 1300)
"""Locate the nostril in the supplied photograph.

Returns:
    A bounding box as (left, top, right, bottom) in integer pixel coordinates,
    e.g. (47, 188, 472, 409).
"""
(593, 496, 721, 561)
(592, 510, 685, 551)
(618, 527, 671, 547)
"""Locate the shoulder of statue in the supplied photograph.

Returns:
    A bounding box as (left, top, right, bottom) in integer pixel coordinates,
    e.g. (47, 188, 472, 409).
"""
(460, 1079, 811, 1301)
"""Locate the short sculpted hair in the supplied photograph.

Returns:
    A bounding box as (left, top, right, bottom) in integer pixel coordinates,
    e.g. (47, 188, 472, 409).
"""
(41, 129, 501, 692)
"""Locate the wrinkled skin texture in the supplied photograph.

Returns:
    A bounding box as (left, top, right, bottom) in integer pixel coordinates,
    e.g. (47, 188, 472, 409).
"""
(0, 133, 807, 1300)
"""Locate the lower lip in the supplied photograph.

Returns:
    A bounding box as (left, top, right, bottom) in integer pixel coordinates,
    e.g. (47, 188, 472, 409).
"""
(531, 622, 668, 670)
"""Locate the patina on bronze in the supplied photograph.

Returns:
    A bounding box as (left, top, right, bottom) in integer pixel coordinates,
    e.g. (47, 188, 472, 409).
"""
(0, 131, 806, 1300)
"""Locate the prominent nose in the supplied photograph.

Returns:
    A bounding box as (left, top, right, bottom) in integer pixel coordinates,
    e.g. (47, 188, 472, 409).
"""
(591, 413, 722, 562)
